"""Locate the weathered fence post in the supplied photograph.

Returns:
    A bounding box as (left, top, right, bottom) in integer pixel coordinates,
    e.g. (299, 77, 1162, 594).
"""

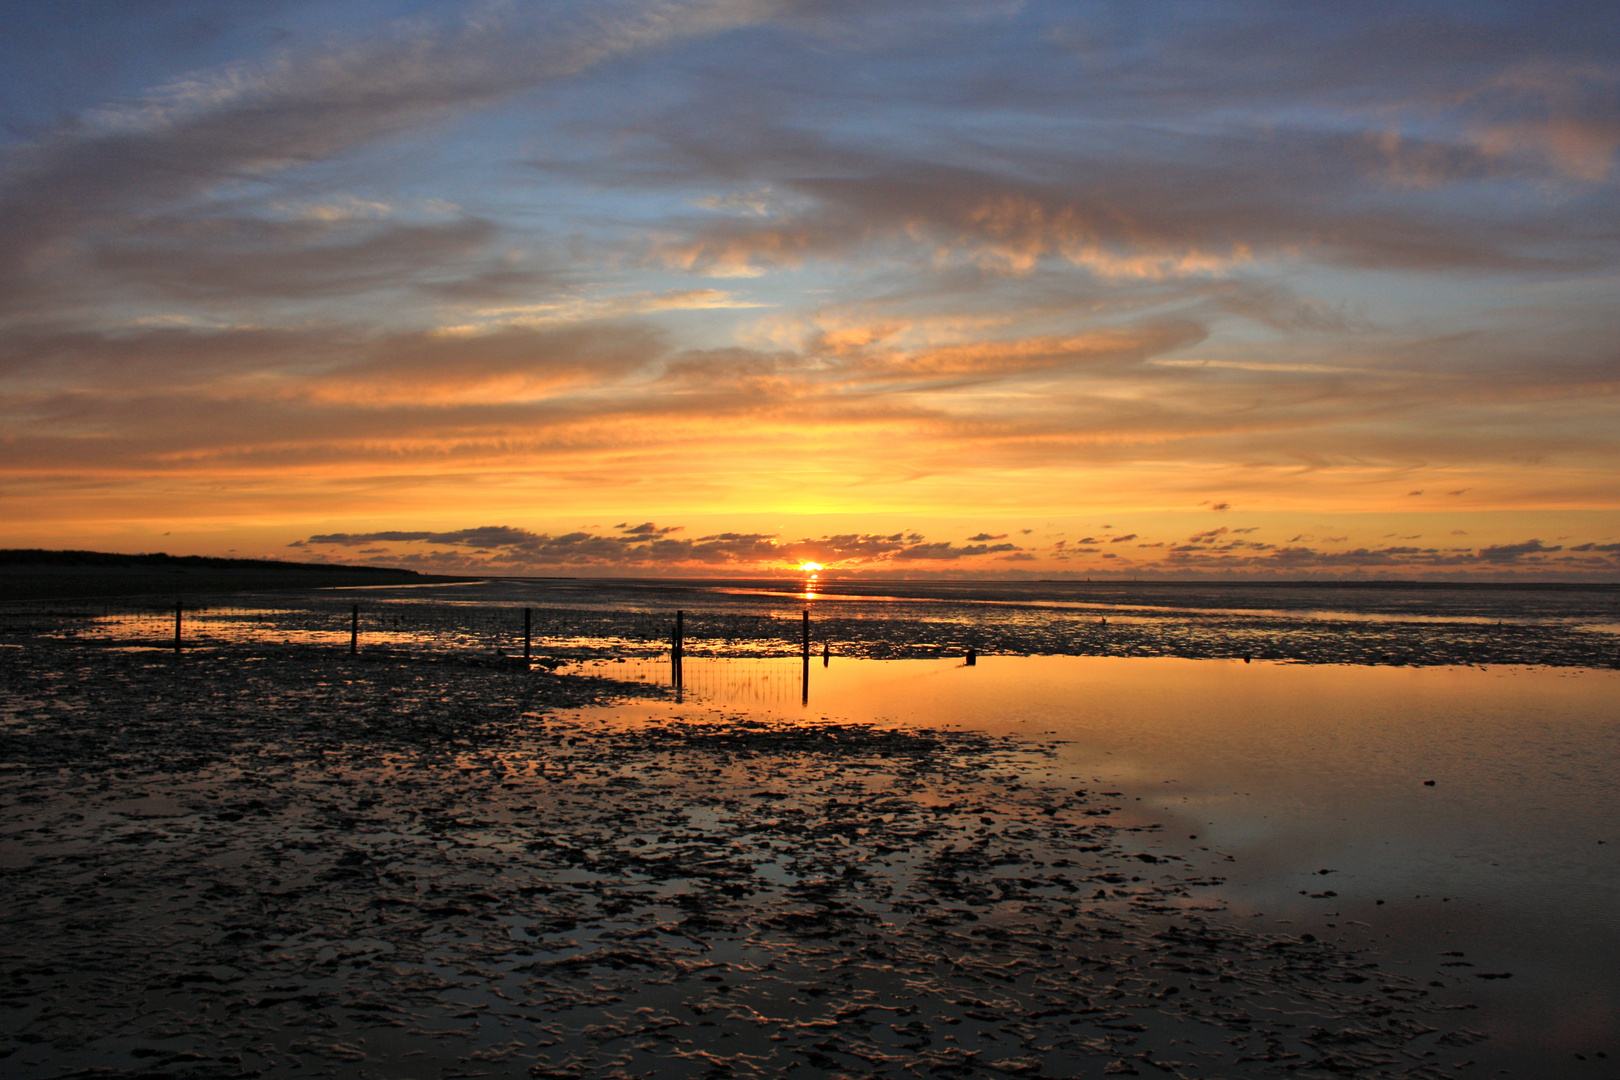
(801, 608, 810, 704)
(174, 601, 182, 654)
(350, 604, 359, 655)
(524, 607, 532, 660)
(672, 610, 684, 688)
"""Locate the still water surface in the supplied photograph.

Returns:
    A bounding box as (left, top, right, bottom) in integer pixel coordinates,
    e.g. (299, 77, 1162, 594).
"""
(580, 653, 1620, 1070)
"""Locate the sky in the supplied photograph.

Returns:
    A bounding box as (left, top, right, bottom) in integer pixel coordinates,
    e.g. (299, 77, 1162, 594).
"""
(2, 0, 1618, 580)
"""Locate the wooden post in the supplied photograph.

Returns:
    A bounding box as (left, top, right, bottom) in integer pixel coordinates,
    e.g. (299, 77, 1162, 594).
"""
(673, 610, 684, 689)
(801, 609, 810, 704)
(802, 609, 810, 658)
(822, 639, 829, 668)
(966, 648, 976, 666)
(524, 607, 532, 660)
(350, 604, 359, 655)
(174, 601, 182, 654)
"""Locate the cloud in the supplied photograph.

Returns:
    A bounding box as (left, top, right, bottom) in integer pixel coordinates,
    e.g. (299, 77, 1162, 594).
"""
(293, 522, 1026, 571)
(891, 541, 1021, 561)
(636, 97, 1600, 306)
(89, 214, 537, 304)
(854, 322, 1208, 379)
(300, 525, 781, 567)
(1477, 538, 1563, 563)
(0, 0, 780, 312)
(1, 320, 665, 412)
(645, 125, 1582, 290)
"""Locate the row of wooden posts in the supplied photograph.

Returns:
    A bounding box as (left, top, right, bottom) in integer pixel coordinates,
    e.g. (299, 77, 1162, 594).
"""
(162, 601, 986, 706)
(166, 604, 856, 678)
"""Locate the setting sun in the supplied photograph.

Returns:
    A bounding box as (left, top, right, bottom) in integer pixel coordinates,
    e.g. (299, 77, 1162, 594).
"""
(799, 561, 825, 573)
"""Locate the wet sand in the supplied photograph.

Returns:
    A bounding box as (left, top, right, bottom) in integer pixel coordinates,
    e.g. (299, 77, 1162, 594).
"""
(0, 639, 1514, 1079)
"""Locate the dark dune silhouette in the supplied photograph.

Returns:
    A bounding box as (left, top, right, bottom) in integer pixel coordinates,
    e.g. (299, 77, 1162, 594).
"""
(0, 548, 473, 602)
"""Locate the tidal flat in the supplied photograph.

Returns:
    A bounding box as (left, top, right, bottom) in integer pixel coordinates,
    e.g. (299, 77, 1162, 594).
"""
(4, 634, 1614, 1079)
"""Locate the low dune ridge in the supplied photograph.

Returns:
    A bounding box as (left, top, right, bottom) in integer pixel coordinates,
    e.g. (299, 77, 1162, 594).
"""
(0, 549, 474, 603)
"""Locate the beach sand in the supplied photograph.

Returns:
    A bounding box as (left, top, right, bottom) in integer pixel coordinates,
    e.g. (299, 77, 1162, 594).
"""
(0, 639, 1508, 1079)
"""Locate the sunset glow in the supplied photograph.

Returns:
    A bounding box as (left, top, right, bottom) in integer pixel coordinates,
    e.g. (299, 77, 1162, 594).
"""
(2, 3, 1617, 578)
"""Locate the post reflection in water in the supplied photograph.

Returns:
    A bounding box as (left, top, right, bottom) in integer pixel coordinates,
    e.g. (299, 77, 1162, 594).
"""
(800, 607, 811, 704)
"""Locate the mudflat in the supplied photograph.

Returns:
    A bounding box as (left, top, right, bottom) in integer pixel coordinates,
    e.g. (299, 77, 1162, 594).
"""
(1, 637, 1499, 1079)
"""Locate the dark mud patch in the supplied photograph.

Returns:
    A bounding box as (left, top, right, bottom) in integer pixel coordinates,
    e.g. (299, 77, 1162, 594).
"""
(2, 641, 1486, 1078)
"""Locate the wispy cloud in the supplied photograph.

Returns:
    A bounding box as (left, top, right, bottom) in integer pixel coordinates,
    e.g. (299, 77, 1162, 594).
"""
(0, 0, 782, 315)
